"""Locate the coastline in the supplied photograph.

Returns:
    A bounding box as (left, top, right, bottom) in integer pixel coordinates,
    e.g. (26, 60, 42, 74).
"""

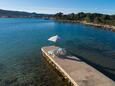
(0, 17, 115, 32)
(53, 19, 115, 32)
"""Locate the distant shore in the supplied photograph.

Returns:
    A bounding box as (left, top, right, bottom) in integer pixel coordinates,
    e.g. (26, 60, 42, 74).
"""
(0, 16, 115, 31)
(0, 9, 115, 31)
(53, 19, 115, 32)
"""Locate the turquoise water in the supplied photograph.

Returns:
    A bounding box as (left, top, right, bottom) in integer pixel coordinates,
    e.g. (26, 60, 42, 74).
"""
(0, 18, 115, 86)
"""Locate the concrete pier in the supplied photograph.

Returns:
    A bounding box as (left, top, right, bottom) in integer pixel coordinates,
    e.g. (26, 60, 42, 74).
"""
(41, 46, 115, 86)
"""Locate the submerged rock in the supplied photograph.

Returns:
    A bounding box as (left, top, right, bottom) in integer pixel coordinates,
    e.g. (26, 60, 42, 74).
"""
(4, 76, 17, 84)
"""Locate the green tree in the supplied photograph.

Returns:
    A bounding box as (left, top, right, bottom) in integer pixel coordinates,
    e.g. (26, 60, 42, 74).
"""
(94, 17, 101, 23)
(55, 12, 63, 18)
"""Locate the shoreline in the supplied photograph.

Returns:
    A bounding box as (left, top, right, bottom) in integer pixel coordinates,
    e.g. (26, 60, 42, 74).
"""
(1, 17, 115, 32)
(53, 19, 115, 32)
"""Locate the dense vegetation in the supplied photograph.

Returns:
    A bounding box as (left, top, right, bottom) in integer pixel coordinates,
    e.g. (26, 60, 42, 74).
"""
(54, 12, 115, 26)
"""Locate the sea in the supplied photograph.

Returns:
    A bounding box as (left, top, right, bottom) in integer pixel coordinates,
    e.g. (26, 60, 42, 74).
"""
(0, 18, 115, 86)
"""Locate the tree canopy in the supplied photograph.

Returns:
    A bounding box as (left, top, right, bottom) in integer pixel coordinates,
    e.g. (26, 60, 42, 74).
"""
(54, 12, 115, 26)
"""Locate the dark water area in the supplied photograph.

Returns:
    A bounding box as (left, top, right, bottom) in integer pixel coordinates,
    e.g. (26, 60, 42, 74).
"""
(0, 18, 115, 86)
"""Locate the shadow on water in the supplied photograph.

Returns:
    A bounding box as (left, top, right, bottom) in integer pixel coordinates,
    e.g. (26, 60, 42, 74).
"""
(68, 51, 115, 81)
(58, 38, 115, 81)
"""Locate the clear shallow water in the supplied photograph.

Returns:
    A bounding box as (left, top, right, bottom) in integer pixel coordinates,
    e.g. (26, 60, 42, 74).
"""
(0, 18, 115, 86)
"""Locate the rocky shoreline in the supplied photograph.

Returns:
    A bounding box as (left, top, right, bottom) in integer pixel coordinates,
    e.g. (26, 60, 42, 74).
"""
(81, 21, 115, 32)
(54, 19, 115, 32)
